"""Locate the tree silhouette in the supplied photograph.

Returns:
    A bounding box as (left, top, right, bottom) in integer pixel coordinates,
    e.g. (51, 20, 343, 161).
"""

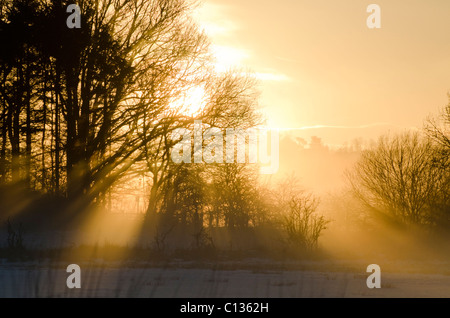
(0, 0, 263, 235)
(425, 100, 450, 229)
(347, 132, 447, 227)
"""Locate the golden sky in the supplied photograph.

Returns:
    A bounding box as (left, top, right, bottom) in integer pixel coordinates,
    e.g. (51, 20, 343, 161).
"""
(194, 0, 450, 144)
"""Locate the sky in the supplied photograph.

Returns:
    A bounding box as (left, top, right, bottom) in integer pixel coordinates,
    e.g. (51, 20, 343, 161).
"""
(193, 0, 450, 145)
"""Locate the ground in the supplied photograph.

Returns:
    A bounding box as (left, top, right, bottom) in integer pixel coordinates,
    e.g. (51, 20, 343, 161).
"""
(1, 259, 449, 297)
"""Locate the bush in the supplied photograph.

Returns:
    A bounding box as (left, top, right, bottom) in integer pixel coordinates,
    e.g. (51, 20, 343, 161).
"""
(283, 193, 329, 251)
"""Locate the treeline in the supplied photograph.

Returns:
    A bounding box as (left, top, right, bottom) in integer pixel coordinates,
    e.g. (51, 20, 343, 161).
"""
(0, 0, 259, 212)
(0, 1, 329, 254)
(147, 163, 328, 253)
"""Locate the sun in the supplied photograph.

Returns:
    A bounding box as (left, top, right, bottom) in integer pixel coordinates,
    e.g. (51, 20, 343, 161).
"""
(184, 85, 207, 115)
(171, 85, 207, 116)
(210, 44, 249, 73)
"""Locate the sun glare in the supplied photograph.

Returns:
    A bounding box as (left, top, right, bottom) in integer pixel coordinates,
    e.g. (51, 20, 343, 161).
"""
(171, 85, 207, 116)
(211, 44, 249, 73)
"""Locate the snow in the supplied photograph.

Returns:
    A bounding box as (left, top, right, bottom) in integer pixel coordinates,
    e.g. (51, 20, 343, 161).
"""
(0, 260, 449, 297)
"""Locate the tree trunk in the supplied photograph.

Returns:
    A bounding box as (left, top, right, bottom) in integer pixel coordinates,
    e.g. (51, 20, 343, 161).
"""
(41, 66, 47, 189)
(25, 55, 32, 188)
(54, 66, 60, 194)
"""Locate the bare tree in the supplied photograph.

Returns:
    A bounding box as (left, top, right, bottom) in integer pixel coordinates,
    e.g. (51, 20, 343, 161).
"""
(275, 176, 328, 251)
(142, 70, 262, 219)
(347, 132, 446, 226)
(283, 192, 327, 251)
(425, 97, 450, 154)
(209, 163, 260, 229)
(424, 100, 450, 228)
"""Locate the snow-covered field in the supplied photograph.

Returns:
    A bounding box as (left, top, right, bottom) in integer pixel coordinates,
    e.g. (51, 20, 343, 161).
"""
(1, 260, 449, 297)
